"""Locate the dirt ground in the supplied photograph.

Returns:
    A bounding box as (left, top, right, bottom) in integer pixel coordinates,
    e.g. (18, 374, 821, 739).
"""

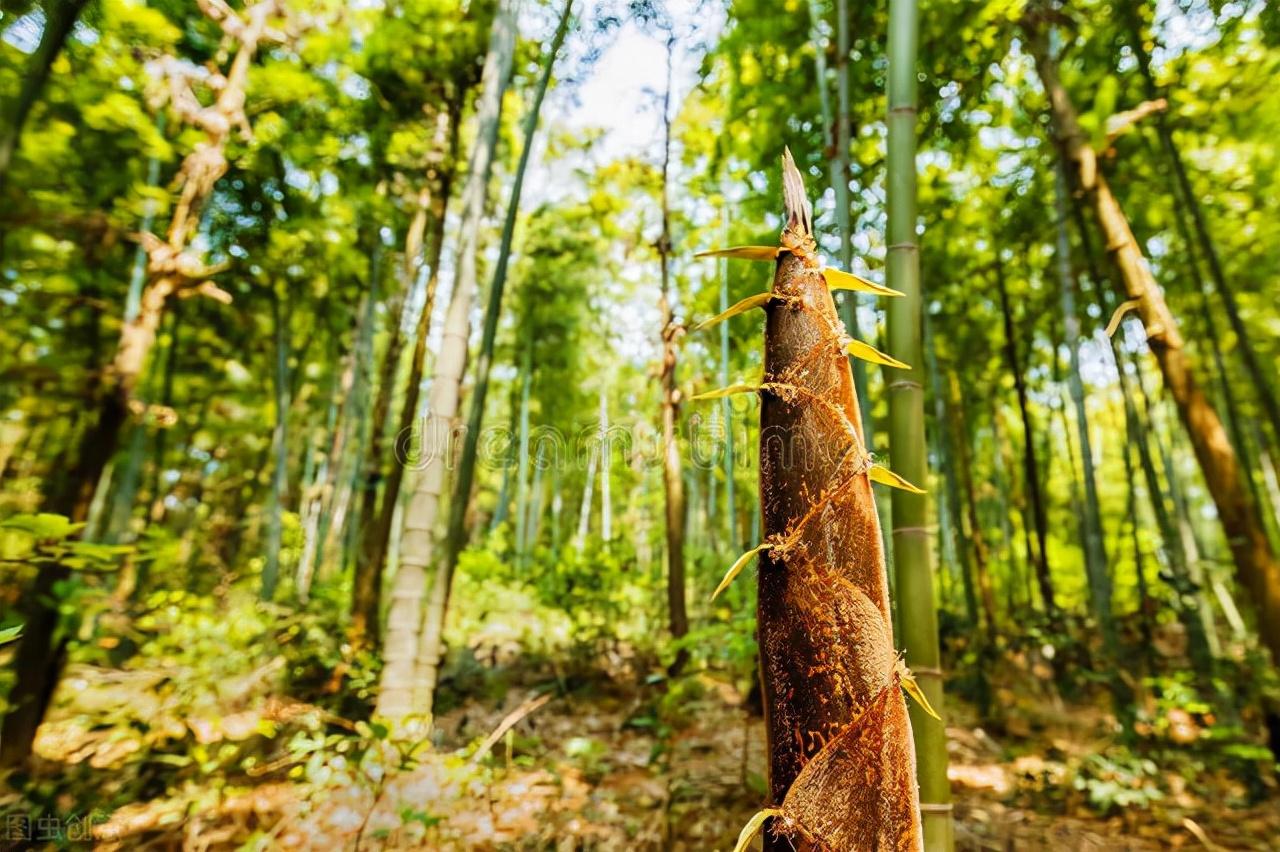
(60, 664, 1280, 851)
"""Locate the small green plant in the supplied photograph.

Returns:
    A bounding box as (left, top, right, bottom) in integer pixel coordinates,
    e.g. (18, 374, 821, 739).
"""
(1071, 750, 1164, 812)
(563, 735, 610, 782)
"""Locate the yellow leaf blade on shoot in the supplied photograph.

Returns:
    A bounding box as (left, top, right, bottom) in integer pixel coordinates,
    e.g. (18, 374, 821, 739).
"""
(712, 543, 771, 601)
(693, 292, 774, 331)
(690, 383, 760, 402)
(845, 339, 911, 370)
(900, 672, 942, 722)
(868, 464, 926, 494)
(731, 808, 783, 852)
(694, 246, 782, 262)
(822, 267, 904, 297)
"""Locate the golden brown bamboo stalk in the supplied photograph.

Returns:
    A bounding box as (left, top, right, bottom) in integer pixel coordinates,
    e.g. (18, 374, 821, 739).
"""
(1024, 11, 1280, 666)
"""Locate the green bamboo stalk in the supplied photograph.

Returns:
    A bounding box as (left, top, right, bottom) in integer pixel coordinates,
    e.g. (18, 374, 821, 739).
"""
(834, 0, 873, 446)
(514, 342, 533, 560)
(807, 0, 871, 441)
(261, 285, 292, 601)
(600, 386, 612, 543)
(995, 253, 1057, 617)
(376, 0, 518, 722)
(402, 0, 568, 722)
(718, 196, 736, 550)
(527, 442, 548, 552)
(1065, 183, 1218, 676)
(317, 242, 381, 576)
(927, 319, 976, 629)
(1132, 345, 1224, 661)
(886, 0, 951, 845)
(0, 0, 91, 188)
(101, 310, 176, 545)
(1053, 167, 1113, 645)
(1123, 439, 1154, 657)
(574, 444, 597, 549)
(442, 0, 571, 581)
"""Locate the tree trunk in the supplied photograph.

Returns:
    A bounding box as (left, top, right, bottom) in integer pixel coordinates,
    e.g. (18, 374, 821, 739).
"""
(143, 305, 183, 532)
(373, 0, 517, 723)
(526, 442, 548, 552)
(103, 308, 176, 546)
(99, 121, 172, 547)
(834, 0, 875, 448)
(0, 421, 24, 486)
(0, 0, 92, 188)
(1261, 441, 1280, 540)
(686, 466, 701, 554)
(657, 36, 689, 677)
(548, 465, 563, 560)
(296, 419, 327, 602)
(1172, 165, 1275, 544)
(931, 424, 958, 614)
(1024, 14, 1280, 665)
(1134, 78, 1274, 543)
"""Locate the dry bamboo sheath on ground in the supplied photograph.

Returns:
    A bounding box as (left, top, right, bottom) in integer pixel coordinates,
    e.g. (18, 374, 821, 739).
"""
(694, 150, 928, 851)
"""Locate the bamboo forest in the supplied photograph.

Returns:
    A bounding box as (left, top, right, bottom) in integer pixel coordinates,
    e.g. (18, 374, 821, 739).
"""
(3, 0, 1280, 848)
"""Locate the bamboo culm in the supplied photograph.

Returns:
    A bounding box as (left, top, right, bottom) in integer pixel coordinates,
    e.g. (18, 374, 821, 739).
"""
(373, 0, 517, 723)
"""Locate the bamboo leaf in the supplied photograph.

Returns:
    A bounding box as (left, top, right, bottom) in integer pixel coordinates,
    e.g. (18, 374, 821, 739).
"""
(868, 464, 926, 494)
(845, 339, 911, 370)
(691, 383, 761, 401)
(1105, 298, 1141, 338)
(731, 808, 783, 852)
(712, 543, 771, 600)
(694, 245, 782, 262)
(694, 292, 773, 331)
(822, 267, 904, 297)
(899, 671, 942, 722)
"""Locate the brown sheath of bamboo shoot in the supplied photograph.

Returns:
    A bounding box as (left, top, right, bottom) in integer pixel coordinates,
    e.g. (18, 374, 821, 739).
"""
(755, 151, 923, 850)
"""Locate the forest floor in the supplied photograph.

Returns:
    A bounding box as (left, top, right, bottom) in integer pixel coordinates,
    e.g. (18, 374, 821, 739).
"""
(19, 649, 1280, 851)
